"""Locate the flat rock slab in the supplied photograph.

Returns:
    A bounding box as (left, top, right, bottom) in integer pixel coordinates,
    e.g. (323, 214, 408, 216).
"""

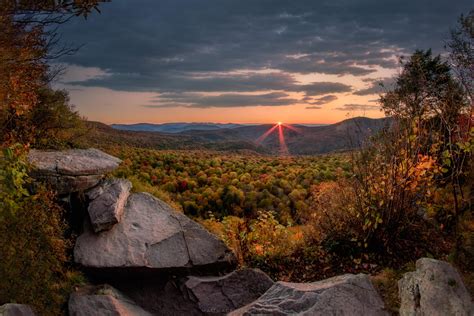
(230, 274, 388, 316)
(86, 178, 132, 232)
(29, 148, 121, 176)
(69, 285, 152, 316)
(184, 268, 274, 314)
(28, 148, 121, 194)
(74, 192, 236, 273)
(399, 258, 473, 316)
(0, 304, 35, 316)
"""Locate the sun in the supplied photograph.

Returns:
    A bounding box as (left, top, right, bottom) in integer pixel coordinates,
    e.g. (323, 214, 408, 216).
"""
(277, 121, 282, 126)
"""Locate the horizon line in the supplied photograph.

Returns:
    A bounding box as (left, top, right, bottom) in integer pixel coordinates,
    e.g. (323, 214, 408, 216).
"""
(99, 115, 377, 126)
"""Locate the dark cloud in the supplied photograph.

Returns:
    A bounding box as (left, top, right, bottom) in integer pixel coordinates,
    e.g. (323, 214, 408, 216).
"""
(305, 106, 322, 110)
(335, 104, 381, 111)
(307, 95, 338, 105)
(66, 71, 299, 93)
(294, 82, 352, 96)
(146, 92, 298, 108)
(354, 77, 394, 95)
(56, 0, 472, 107)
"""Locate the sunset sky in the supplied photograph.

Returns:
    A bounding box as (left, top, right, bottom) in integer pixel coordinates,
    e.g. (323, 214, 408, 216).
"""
(55, 0, 472, 124)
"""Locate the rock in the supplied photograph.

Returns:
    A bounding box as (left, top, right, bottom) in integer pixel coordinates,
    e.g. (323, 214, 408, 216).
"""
(28, 148, 121, 176)
(184, 268, 274, 314)
(34, 174, 104, 195)
(69, 285, 152, 316)
(230, 274, 388, 316)
(74, 192, 236, 273)
(28, 148, 121, 194)
(0, 304, 35, 316)
(106, 269, 273, 315)
(398, 258, 473, 316)
(86, 178, 132, 232)
(109, 278, 205, 316)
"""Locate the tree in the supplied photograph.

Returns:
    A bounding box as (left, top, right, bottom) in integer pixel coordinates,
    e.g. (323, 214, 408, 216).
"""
(0, 2, 106, 313)
(381, 50, 468, 123)
(447, 10, 474, 99)
(0, 0, 106, 146)
(0, 145, 77, 315)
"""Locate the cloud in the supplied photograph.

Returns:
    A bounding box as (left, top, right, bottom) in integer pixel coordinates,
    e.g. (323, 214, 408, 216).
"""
(305, 106, 322, 109)
(57, 0, 472, 96)
(67, 70, 300, 93)
(146, 92, 298, 108)
(354, 77, 394, 95)
(335, 103, 381, 111)
(307, 94, 338, 105)
(57, 64, 111, 83)
(294, 82, 352, 96)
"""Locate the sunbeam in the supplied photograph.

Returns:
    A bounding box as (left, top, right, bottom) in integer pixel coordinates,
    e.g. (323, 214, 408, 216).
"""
(278, 124, 289, 155)
(282, 123, 301, 134)
(256, 122, 291, 155)
(256, 124, 279, 144)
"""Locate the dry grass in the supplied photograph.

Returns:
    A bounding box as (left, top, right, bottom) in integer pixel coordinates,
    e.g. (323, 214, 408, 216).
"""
(371, 269, 405, 315)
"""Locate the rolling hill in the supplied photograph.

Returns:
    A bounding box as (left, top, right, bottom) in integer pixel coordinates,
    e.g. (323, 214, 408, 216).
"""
(111, 122, 246, 133)
(82, 117, 390, 155)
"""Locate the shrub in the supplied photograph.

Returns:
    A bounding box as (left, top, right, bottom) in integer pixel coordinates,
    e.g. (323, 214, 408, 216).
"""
(0, 145, 77, 315)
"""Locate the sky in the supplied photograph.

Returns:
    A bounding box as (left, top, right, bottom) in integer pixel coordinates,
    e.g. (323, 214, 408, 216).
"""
(55, 0, 472, 124)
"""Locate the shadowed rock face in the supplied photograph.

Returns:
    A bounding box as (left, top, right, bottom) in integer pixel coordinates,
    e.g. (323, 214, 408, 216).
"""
(28, 148, 121, 194)
(184, 268, 274, 314)
(69, 285, 152, 316)
(230, 274, 388, 316)
(74, 193, 236, 273)
(399, 258, 473, 316)
(86, 178, 132, 233)
(105, 269, 274, 316)
(0, 304, 35, 316)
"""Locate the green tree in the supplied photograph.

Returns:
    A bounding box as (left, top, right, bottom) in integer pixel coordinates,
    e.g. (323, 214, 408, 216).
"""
(0, 146, 77, 315)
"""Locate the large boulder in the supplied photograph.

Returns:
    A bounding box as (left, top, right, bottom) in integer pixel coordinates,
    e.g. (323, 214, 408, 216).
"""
(184, 268, 274, 314)
(28, 148, 121, 194)
(107, 268, 273, 315)
(0, 304, 35, 316)
(69, 285, 152, 316)
(74, 193, 236, 273)
(230, 274, 388, 316)
(86, 178, 132, 232)
(398, 258, 473, 316)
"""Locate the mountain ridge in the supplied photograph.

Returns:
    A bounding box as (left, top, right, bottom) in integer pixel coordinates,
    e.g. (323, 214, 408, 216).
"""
(81, 117, 390, 155)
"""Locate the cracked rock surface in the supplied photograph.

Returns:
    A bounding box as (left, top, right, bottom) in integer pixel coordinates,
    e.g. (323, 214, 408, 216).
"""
(230, 274, 388, 316)
(86, 178, 132, 232)
(74, 192, 236, 272)
(28, 148, 121, 194)
(105, 268, 273, 315)
(184, 268, 274, 314)
(398, 258, 473, 316)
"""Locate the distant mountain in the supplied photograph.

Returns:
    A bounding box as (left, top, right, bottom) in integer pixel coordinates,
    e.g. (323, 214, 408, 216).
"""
(111, 122, 246, 133)
(175, 117, 391, 155)
(81, 117, 390, 155)
(79, 121, 267, 154)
